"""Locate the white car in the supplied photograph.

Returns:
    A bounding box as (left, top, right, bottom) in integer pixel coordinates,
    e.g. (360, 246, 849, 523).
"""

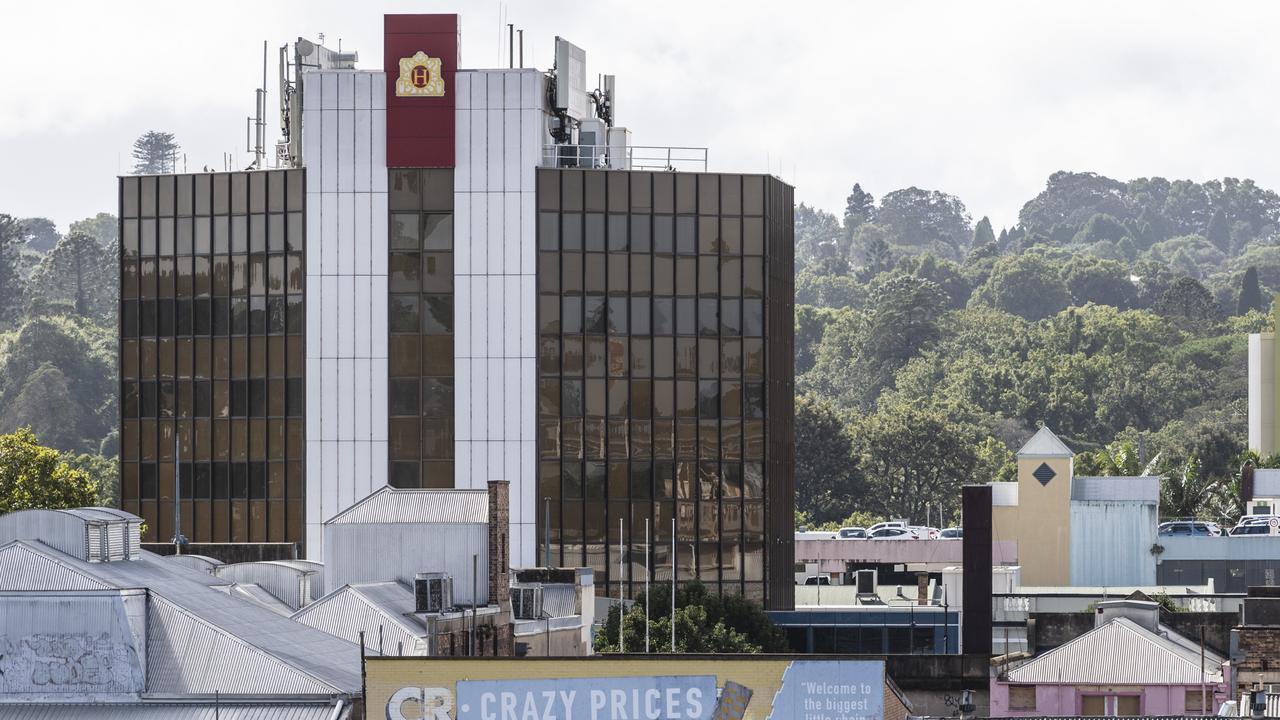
(867, 521, 908, 534)
(909, 526, 941, 540)
(868, 526, 919, 540)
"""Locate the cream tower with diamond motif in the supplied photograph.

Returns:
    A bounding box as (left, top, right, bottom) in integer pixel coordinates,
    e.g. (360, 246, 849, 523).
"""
(992, 425, 1075, 586)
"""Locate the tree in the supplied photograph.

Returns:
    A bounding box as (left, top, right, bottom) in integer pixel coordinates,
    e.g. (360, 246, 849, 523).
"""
(1206, 209, 1232, 253)
(851, 402, 977, 522)
(844, 183, 875, 230)
(0, 428, 97, 514)
(0, 214, 27, 326)
(63, 452, 119, 508)
(1160, 456, 1236, 521)
(972, 216, 996, 249)
(1019, 172, 1133, 235)
(970, 253, 1071, 321)
(19, 217, 60, 252)
(30, 231, 116, 320)
(593, 581, 787, 653)
(794, 394, 862, 524)
(1071, 213, 1129, 246)
(1237, 266, 1265, 316)
(1060, 255, 1137, 309)
(132, 130, 180, 174)
(794, 203, 844, 273)
(876, 187, 973, 260)
(69, 213, 119, 248)
(899, 253, 972, 309)
(856, 273, 948, 401)
(1145, 234, 1225, 279)
(1152, 276, 1222, 328)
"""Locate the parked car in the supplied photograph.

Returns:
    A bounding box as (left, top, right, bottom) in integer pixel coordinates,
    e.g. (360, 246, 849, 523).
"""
(867, 521, 908, 534)
(1229, 522, 1274, 536)
(868, 526, 919, 540)
(939, 527, 963, 539)
(803, 575, 831, 585)
(837, 527, 867, 539)
(909, 526, 941, 539)
(1157, 521, 1222, 537)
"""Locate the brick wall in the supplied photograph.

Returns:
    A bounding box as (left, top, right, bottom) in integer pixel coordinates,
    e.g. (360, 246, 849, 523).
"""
(1236, 627, 1280, 674)
(487, 481, 510, 607)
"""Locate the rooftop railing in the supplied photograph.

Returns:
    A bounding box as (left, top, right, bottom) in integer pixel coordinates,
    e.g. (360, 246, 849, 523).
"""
(541, 144, 708, 172)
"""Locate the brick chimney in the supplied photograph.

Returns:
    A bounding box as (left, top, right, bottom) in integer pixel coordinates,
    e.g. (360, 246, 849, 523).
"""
(487, 481, 510, 607)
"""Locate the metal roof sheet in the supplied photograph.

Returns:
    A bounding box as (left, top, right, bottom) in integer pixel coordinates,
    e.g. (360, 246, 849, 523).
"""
(0, 540, 112, 590)
(291, 582, 428, 655)
(146, 592, 342, 694)
(1071, 475, 1160, 502)
(1016, 426, 1074, 458)
(325, 485, 488, 525)
(5, 541, 363, 694)
(0, 701, 349, 719)
(165, 554, 224, 574)
(1006, 617, 1225, 684)
(218, 582, 297, 617)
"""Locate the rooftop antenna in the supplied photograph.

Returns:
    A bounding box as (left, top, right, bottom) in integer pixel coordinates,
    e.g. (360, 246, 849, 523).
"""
(508, 23, 514, 68)
(518, 29, 524, 68)
(245, 40, 268, 169)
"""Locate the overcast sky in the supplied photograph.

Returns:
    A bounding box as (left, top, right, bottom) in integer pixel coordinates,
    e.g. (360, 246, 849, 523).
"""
(4, 0, 1280, 233)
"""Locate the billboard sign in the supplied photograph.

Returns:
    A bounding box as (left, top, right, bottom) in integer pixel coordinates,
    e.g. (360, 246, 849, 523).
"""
(367, 657, 885, 720)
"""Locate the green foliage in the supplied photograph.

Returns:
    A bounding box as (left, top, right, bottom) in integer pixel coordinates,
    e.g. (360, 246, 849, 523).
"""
(19, 217, 60, 253)
(844, 183, 875, 230)
(30, 231, 117, 320)
(0, 215, 27, 328)
(132, 130, 180, 174)
(972, 216, 996, 249)
(1237, 266, 1265, 316)
(970, 253, 1071, 321)
(850, 401, 976, 523)
(593, 581, 787, 654)
(875, 187, 972, 261)
(62, 452, 119, 508)
(794, 394, 862, 524)
(0, 428, 97, 514)
(69, 213, 118, 248)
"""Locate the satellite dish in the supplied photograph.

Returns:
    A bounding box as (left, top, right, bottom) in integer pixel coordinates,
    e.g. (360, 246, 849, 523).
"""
(296, 39, 315, 57)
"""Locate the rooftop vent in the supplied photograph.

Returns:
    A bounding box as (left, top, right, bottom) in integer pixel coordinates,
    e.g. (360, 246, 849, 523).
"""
(414, 572, 453, 614)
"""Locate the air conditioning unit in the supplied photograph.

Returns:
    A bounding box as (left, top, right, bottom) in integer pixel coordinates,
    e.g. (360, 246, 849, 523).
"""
(511, 584, 544, 620)
(855, 569, 878, 595)
(415, 572, 453, 614)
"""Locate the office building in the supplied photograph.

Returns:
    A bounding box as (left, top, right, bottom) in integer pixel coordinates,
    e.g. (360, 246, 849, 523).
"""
(117, 13, 795, 608)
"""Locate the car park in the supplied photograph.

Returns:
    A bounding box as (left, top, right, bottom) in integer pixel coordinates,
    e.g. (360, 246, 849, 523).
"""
(939, 527, 963, 539)
(837, 527, 867, 539)
(1229, 517, 1280, 536)
(1157, 521, 1222, 537)
(910, 526, 941, 539)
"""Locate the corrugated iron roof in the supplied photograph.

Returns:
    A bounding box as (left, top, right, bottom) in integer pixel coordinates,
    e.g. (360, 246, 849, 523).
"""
(325, 485, 488, 525)
(5, 541, 363, 694)
(1006, 617, 1225, 685)
(217, 582, 297, 617)
(292, 582, 428, 655)
(0, 540, 112, 590)
(146, 592, 342, 694)
(1071, 475, 1160, 502)
(165, 554, 224, 574)
(0, 701, 349, 719)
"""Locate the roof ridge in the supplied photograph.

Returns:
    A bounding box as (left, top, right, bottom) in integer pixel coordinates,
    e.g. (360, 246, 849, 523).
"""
(294, 583, 424, 644)
(148, 590, 344, 693)
(0, 539, 113, 590)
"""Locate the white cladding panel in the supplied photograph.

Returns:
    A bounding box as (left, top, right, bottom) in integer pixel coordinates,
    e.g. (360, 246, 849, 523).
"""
(453, 69, 546, 567)
(323, 523, 489, 605)
(303, 70, 389, 559)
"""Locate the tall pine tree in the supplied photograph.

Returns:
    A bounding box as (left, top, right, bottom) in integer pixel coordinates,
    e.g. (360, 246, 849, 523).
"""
(1206, 208, 1232, 254)
(131, 131, 180, 174)
(972, 216, 996, 249)
(843, 183, 875, 229)
(1238, 265, 1265, 316)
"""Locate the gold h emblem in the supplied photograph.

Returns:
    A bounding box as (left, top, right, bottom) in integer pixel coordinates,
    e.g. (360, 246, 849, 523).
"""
(396, 51, 445, 97)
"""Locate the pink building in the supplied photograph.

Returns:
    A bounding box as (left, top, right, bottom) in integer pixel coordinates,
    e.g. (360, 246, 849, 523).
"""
(991, 600, 1228, 717)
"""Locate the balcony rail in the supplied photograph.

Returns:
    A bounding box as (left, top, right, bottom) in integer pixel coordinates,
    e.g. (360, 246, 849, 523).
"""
(541, 144, 708, 172)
